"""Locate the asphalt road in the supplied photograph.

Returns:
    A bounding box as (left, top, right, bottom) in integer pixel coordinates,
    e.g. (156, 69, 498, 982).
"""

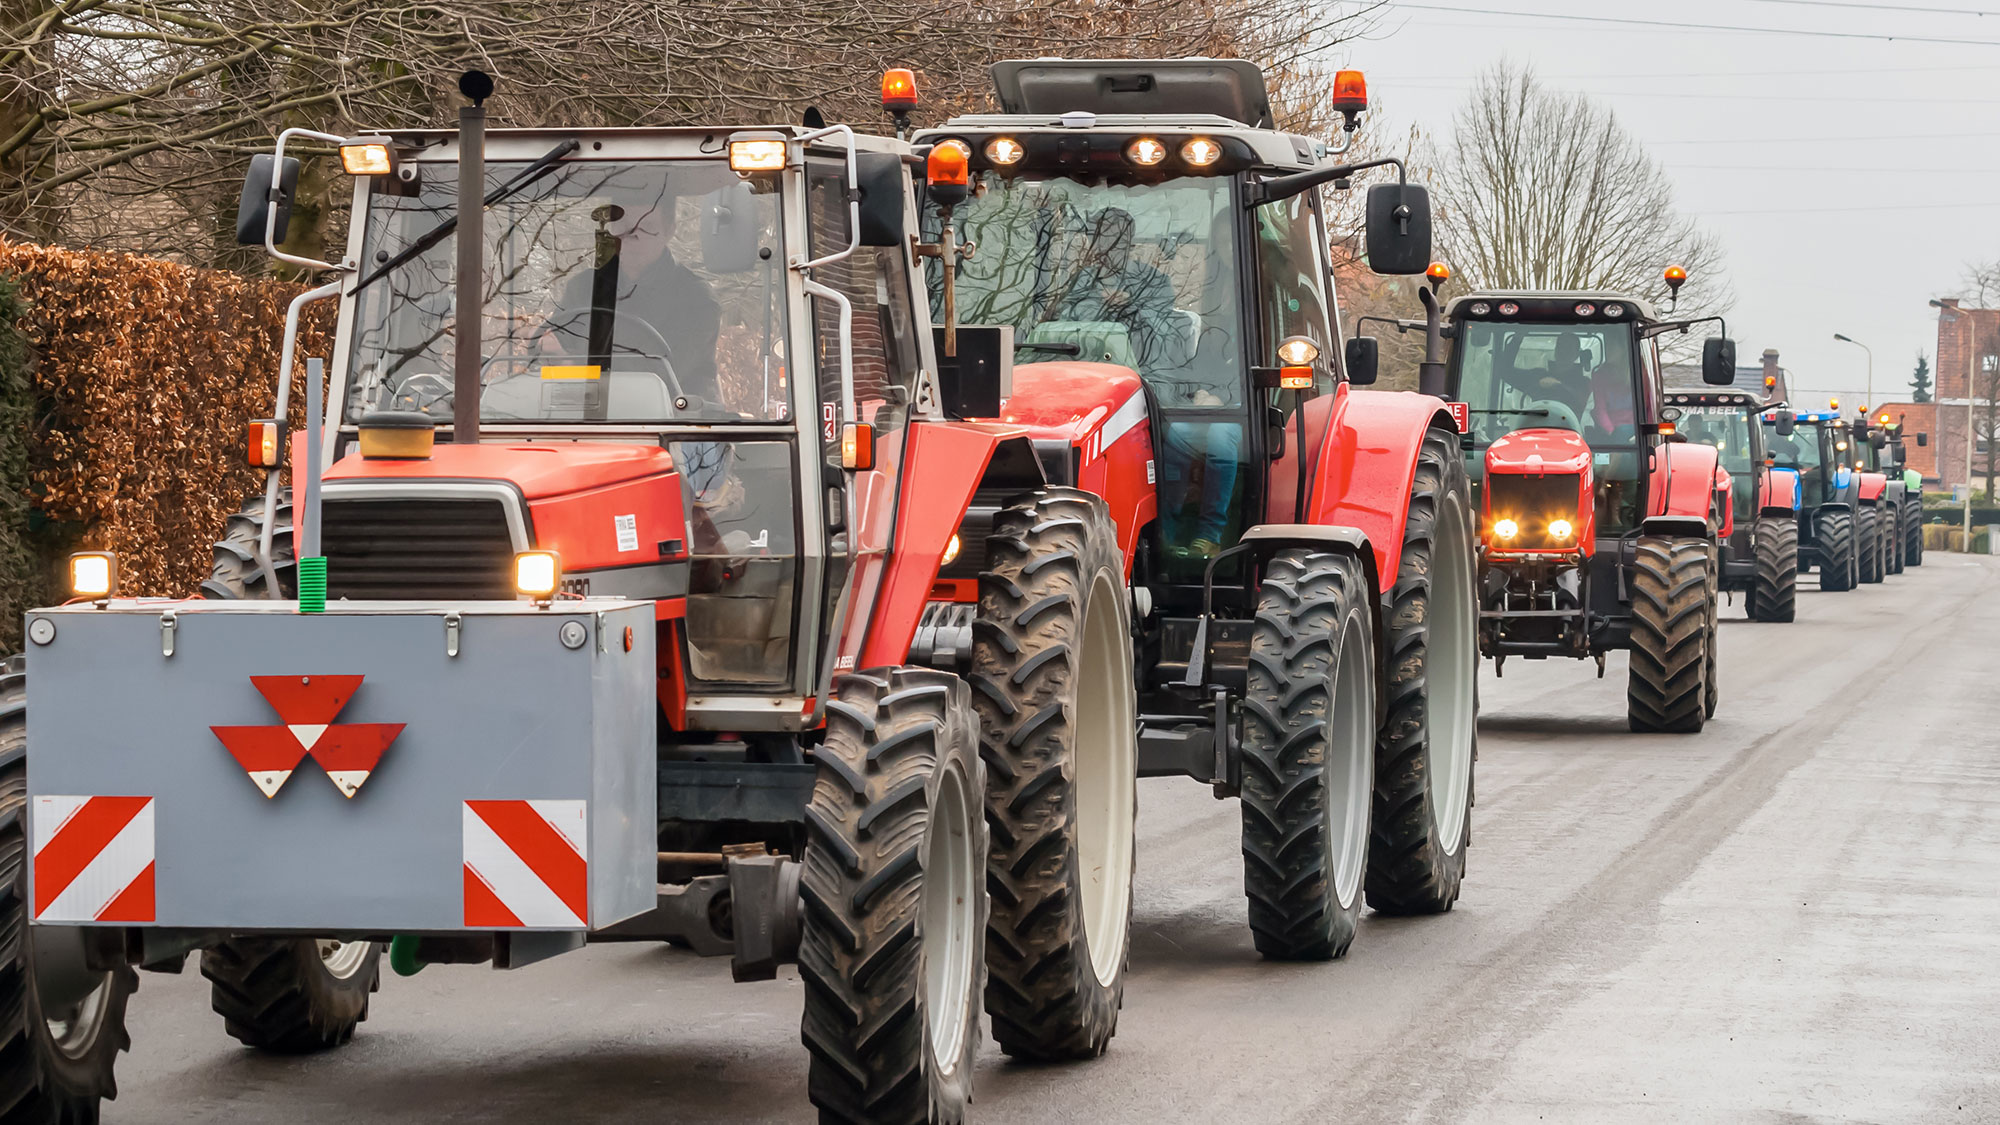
(104, 555, 2000, 1124)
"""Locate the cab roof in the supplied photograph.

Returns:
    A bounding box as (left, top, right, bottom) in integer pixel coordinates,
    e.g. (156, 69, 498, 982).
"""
(991, 58, 1274, 128)
(1447, 290, 1662, 322)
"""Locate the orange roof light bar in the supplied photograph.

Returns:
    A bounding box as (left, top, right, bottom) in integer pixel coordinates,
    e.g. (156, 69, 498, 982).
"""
(882, 68, 919, 112)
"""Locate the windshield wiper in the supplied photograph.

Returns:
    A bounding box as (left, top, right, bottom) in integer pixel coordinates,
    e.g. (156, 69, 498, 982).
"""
(1472, 408, 1550, 416)
(1018, 342, 1081, 356)
(347, 139, 580, 298)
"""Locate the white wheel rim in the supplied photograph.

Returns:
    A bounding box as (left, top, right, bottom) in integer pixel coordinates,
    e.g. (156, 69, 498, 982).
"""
(45, 977, 111, 1059)
(922, 759, 978, 1075)
(1328, 615, 1375, 908)
(318, 938, 372, 979)
(1074, 571, 1138, 986)
(1430, 489, 1478, 856)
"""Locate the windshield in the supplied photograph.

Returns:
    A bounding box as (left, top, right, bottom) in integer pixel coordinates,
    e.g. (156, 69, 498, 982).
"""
(344, 159, 790, 426)
(1678, 406, 1755, 521)
(1452, 318, 1644, 532)
(931, 174, 1244, 409)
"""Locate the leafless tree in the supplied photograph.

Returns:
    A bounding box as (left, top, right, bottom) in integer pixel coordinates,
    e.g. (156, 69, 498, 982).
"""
(1960, 260, 2000, 308)
(1426, 61, 1730, 331)
(0, 0, 1385, 271)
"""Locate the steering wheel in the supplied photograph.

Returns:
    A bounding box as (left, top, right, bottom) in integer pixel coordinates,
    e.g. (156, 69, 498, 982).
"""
(391, 372, 455, 415)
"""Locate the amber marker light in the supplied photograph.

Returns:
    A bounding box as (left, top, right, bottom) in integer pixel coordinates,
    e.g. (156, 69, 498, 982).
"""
(881, 68, 918, 112)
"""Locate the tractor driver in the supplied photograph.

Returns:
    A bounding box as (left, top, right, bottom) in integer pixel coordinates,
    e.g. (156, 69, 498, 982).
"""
(1046, 207, 1182, 371)
(543, 198, 723, 404)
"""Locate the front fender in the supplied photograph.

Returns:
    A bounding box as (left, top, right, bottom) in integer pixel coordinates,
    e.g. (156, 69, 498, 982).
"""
(1759, 467, 1801, 516)
(1650, 440, 1722, 529)
(853, 421, 1028, 669)
(1856, 472, 1887, 503)
(1292, 386, 1459, 586)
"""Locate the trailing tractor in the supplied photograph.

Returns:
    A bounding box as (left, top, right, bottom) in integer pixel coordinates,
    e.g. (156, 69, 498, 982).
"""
(1663, 384, 1800, 622)
(1880, 416, 1927, 567)
(912, 58, 1481, 960)
(7, 73, 1148, 1124)
(1358, 270, 1738, 733)
(1845, 410, 1926, 575)
(1763, 406, 1877, 591)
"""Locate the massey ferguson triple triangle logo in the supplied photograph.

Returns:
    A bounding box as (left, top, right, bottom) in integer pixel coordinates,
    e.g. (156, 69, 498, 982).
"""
(210, 676, 404, 799)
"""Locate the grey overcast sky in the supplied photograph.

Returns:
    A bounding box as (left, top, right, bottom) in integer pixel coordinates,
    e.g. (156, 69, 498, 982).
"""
(1343, 0, 2000, 410)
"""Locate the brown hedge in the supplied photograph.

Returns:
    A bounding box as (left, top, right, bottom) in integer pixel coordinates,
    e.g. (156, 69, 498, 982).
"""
(1, 240, 333, 648)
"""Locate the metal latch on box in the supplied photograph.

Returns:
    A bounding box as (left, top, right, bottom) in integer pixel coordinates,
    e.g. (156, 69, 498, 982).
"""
(160, 611, 176, 657)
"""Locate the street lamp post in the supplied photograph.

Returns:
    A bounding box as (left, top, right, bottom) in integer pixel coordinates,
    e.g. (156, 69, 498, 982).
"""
(1929, 300, 1978, 551)
(1833, 332, 1873, 410)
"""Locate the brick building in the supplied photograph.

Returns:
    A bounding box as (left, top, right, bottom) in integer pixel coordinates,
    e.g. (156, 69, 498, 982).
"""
(1924, 298, 2000, 494)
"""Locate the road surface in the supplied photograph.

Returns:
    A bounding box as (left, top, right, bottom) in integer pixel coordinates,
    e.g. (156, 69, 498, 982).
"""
(105, 555, 2000, 1123)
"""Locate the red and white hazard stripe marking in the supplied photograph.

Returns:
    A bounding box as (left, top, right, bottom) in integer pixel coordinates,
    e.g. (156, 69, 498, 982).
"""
(462, 800, 588, 928)
(32, 796, 155, 923)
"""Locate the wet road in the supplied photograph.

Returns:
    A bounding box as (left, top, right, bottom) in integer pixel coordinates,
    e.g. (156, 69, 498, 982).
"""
(106, 555, 2000, 1123)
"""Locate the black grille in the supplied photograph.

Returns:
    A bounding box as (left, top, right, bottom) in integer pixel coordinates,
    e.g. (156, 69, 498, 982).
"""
(321, 497, 517, 600)
(1486, 475, 1584, 551)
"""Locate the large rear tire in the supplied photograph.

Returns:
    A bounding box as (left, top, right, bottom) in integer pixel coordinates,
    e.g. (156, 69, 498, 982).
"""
(202, 492, 295, 599)
(1750, 516, 1797, 623)
(1627, 537, 1712, 734)
(970, 489, 1136, 1061)
(1240, 548, 1376, 960)
(201, 938, 380, 1053)
(801, 669, 986, 1125)
(1887, 504, 1905, 574)
(1857, 506, 1883, 584)
(0, 656, 135, 1123)
(1818, 509, 1856, 592)
(1702, 545, 1721, 720)
(1366, 429, 1478, 917)
(1905, 498, 1925, 566)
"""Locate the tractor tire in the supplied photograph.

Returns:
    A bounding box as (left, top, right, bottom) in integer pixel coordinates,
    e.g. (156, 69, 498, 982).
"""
(1750, 517, 1798, 623)
(1857, 506, 1883, 584)
(0, 655, 136, 1123)
(1905, 498, 1925, 566)
(969, 488, 1136, 1062)
(201, 938, 381, 1053)
(202, 492, 296, 599)
(800, 669, 986, 1125)
(1365, 429, 1478, 917)
(1818, 509, 1857, 592)
(1626, 537, 1712, 734)
(1887, 506, 1905, 574)
(1240, 548, 1376, 961)
(1702, 546, 1721, 720)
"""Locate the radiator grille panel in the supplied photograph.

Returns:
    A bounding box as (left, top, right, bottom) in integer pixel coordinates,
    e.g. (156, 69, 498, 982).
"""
(321, 497, 518, 601)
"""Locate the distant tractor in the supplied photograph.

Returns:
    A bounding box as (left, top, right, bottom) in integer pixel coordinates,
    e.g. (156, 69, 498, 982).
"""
(1664, 387, 1800, 622)
(1358, 273, 1738, 733)
(914, 57, 1483, 959)
(8, 75, 1145, 1124)
(1844, 411, 1926, 575)
(1762, 407, 1865, 592)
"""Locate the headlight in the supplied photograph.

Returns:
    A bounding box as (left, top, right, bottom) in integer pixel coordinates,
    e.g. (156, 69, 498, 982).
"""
(515, 551, 562, 599)
(1125, 137, 1167, 166)
(942, 533, 961, 567)
(339, 142, 393, 176)
(1180, 136, 1222, 167)
(727, 133, 788, 174)
(69, 552, 116, 598)
(983, 137, 1024, 166)
(1548, 519, 1573, 540)
(1492, 519, 1519, 540)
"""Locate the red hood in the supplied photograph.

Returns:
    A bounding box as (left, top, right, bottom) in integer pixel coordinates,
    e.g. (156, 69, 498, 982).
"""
(997, 361, 1146, 444)
(327, 442, 676, 499)
(1485, 428, 1592, 476)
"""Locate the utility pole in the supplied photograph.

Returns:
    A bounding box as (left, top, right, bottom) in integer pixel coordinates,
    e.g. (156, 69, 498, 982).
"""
(1834, 333, 1873, 411)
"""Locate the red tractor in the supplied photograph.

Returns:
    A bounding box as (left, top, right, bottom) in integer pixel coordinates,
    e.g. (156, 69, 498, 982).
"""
(7, 75, 1144, 1124)
(1358, 273, 1737, 732)
(1662, 382, 1801, 623)
(914, 58, 1481, 960)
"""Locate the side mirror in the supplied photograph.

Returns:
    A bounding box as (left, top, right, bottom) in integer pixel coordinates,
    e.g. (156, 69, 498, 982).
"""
(1363, 183, 1432, 276)
(1344, 336, 1379, 386)
(699, 181, 763, 274)
(1775, 410, 1796, 437)
(1702, 337, 1737, 385)
(234, 154, 300, 246)
(855, 151, 908, 248)
(1918, 432, 1930, 447)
